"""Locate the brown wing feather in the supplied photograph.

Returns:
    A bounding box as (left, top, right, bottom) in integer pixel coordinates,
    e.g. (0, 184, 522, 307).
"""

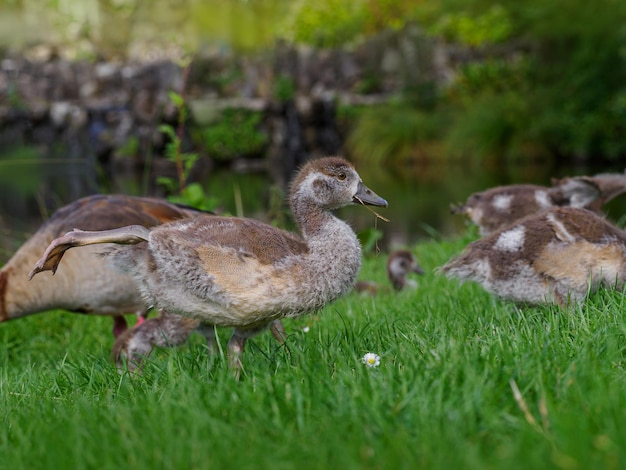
(153, 215, 309, 265)
(42, 194, 205, 236)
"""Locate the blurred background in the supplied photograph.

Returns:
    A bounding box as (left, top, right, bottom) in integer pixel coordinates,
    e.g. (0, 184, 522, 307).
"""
(1, 0, 625, 256)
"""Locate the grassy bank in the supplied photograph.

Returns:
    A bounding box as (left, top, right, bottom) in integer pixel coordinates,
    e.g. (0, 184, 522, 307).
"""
(1, 234, 625, 469)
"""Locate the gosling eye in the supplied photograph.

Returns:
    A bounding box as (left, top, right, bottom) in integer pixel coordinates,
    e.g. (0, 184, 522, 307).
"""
(337, 172, 347, 181)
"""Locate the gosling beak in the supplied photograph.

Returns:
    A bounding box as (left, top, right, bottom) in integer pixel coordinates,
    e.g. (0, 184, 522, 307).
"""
(413, 264, 425, 275)
(449, 203, 467, 215)
(354, 182, 388, 207)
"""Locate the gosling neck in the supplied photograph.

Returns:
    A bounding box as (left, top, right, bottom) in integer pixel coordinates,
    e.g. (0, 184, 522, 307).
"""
(290, 195, 363, 301)
(291, 196, 332, 238)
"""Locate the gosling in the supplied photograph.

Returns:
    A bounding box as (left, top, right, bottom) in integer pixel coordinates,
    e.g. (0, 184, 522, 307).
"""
(30, 157, 387, 370)
(441, 206, 626, 306)
(1, 194, 203, 338)
(451, 171, 626, 236)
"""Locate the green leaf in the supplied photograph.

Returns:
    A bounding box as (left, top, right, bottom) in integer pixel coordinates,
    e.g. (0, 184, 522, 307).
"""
(168, 91, 184, 108)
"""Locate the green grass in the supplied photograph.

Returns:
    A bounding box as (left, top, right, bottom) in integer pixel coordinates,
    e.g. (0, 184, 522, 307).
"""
(2, 235, 626, 469)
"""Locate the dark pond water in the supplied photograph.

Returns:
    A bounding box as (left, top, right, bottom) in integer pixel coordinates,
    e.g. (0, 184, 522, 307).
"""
(2, 145, 626, 262)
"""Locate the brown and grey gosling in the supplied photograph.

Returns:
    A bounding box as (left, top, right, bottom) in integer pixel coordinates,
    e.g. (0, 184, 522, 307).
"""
(0, 194, 206, 338)
(451, 171, 626, 236)
(354, 250, 424, 294)
(441, 206, 626, 306)
(30, 157, 388, 371)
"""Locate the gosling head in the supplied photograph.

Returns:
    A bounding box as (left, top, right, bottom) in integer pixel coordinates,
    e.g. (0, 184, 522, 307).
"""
(387, 250, 424, 291)
(289, 157, 388, 211)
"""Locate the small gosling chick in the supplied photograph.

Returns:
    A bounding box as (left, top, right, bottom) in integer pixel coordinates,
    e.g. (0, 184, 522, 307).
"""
(30, 157, 387, 372)
(354, 250, 424, 294)
(441, 207, 626, 306)
(0, 194, 204, 338)
(451, 171, 626, 236)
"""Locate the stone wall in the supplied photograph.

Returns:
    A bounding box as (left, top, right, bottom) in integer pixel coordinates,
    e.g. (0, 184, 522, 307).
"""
(0, 25, 452, 190)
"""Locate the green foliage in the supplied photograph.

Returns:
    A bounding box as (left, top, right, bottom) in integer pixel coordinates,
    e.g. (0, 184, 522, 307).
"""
(158, 91, 219, 212)
(444, 73, 533, 161)
(191, 0, 291, 52)
(452, 58, 530, 101)
(284, 0, 626, 164)
(282, 0, 369, 47)
(197, 109, 268, 161)
(158, 118, 198, 187)
(353, 73, 384, 95)
(0, 0, 293, 57)
(4, 236, 626, 468)
(281, 0, 426, 47)
(116, 135, 139, 158)
(336, 103, 366, 123)
(347, 101, 449, 164)
(164, 182, 221, 212)
(430, 5, 514, 46)
(272, 74, 295, 102)
(434, 0, 626, 161)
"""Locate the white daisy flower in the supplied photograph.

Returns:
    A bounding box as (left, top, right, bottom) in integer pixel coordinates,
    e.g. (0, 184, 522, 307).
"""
(302, 326, 310, 333)
(362, 352, 381, 368)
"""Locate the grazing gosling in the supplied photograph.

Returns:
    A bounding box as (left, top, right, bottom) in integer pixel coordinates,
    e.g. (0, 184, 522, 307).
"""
(30, 157, 387, 371)
(387, 249, 424, 290)
(354, 250, 424, 294)
(451, 171, 626, 236)
(0, 194, 204, 338)
(441, 207, 626, 306)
